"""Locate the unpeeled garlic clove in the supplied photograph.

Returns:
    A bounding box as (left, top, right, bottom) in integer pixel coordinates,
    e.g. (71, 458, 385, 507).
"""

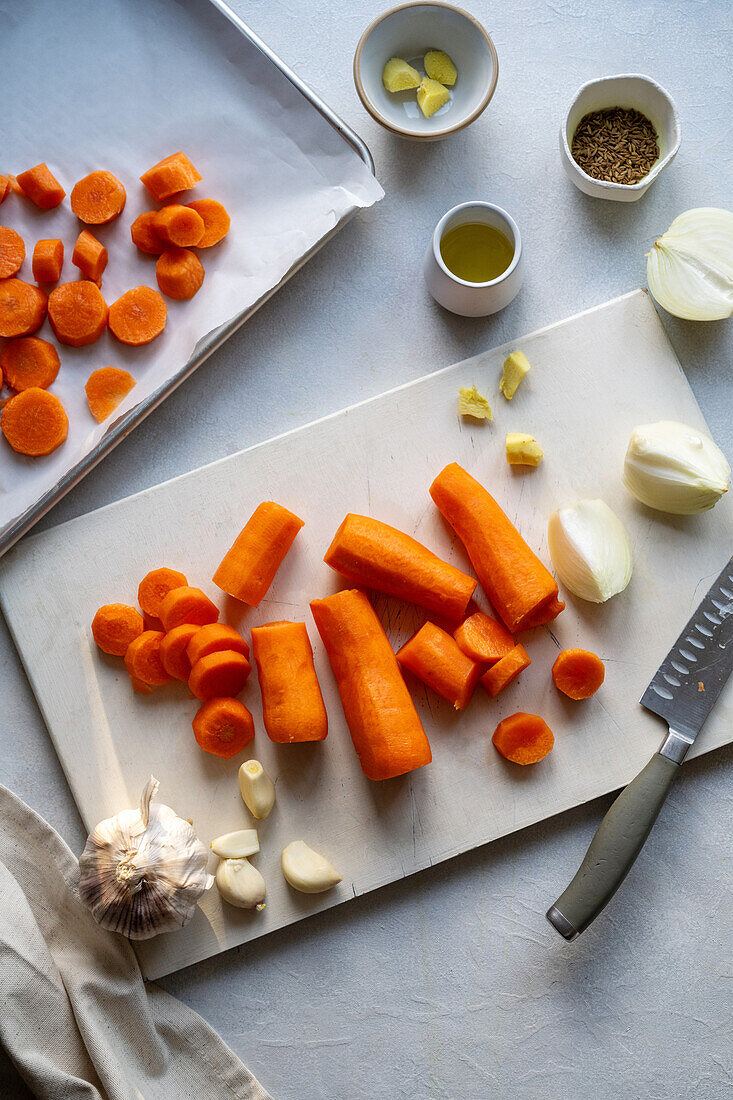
(281, 840, 342, 894)
(547, 499, 633, 603)
(623, 421, 730, 515)
(210, 829, 259, 859)
(238, 760, 275, 820)
(215, 858, 266, 910)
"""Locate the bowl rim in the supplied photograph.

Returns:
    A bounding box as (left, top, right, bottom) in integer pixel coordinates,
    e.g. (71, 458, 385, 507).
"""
(353, 0, 499, 140)
(560, 72, 681, 193)
(431, 201, 522, 288)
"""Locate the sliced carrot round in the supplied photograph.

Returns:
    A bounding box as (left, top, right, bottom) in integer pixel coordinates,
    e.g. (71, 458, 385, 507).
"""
(91, 603, 144, 656)
(189, 650, 251, 702)
(0, 176, 9, 205)
(156, 247, 204, 299)
(32, 239, 64, 284)
(193, 698, 255, 759)
(159, 585, 219, 632)
(130, 211, 165, 255)
(160, 623, 201, 681)
(0, 338, 60, 391)
(0, 280, 46, 338)
(552, 648, 605, 700)
(186, 199, 230, 247)
(492, 712, 554, 765)
(154, 205, 205, 247)
(0, 226, 26, 278)
(108, 286, 167, 346)
(48, 281, 107, 347)
(1, 388, 68, 456)
(70, 170, 126, 224)
(124, 630, 171, 686)
(85, 367, 136, 422)
(138, 567, 188, 618)
(186, 623, 249, 666)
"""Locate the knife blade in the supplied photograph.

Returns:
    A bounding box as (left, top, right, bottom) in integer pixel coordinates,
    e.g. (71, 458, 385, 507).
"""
(547, 555, 733, 941)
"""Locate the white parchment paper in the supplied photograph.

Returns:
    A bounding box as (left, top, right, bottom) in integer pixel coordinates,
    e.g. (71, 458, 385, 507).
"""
(0, 0, 382, 538)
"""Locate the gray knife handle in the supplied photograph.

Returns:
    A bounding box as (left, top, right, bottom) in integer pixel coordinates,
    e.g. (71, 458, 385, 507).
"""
(546, 752, 679, 940)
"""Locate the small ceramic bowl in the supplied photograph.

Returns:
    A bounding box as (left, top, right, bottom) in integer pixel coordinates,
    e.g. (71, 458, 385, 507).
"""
(424, 201, 522, 316)
(560, 74, 681, 202)
(353, 2, 498, 142)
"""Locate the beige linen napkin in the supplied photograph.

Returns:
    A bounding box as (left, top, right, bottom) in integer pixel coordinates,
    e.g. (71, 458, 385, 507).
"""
(0, 782, 273, 1100)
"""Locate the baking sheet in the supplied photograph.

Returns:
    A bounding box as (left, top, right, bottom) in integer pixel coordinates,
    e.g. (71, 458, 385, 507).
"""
(2, 290, 731, 980)
(0, 0, 382, 548)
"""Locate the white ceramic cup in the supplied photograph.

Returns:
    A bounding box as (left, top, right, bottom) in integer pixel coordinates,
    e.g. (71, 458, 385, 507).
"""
(424, 201, 522, 316)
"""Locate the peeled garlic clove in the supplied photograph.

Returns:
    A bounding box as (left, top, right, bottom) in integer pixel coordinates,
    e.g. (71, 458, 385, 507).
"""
(548, 499, 632, 603)
(210, 828, 259, 859)
(281, 840, 342, 894)
(238, 759, 275, 820)
(623, 421, 730, 515)
(647, 207, 733, 321)
(215, 857, 266, 910)
(78, 776, 213, 940)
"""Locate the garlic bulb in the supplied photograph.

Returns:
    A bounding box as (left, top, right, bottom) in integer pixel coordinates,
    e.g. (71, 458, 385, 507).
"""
(238, 759, 275, 820)
(623, 421, 730, 514)
(646, 207, 733, 320)
(215, 858, 266, 910)
(281, 840, 342, 894)
(547, 499, 633, 603)
(78, 777, 213, 939)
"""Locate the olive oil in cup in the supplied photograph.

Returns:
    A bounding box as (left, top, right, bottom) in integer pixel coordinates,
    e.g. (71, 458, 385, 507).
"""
(424, 201, 523, 316)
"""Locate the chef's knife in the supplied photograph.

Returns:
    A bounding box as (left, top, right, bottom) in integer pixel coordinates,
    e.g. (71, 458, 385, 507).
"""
(547, 555, 733, 941)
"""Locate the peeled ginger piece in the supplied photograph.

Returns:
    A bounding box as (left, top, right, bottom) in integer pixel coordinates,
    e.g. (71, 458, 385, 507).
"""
(424, 50, 457, 86)
(417, 77, 450, 118)
(500, 351, 531, 399)
(506, 433, 543, 467)
(382, 57, 421, 92)
(459, 385, 493, 420)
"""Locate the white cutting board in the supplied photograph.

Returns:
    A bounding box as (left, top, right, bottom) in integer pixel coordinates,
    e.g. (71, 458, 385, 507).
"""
(1, 290, 731, 980)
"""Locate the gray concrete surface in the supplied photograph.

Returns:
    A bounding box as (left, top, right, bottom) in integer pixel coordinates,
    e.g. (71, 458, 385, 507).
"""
(1, 0, 731, 1097)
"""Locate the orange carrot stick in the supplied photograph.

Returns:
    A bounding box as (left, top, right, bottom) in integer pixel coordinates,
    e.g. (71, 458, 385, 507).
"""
(32, 239, 64, 283)
(72, 229, 108, 283)
(453, 612, 515, 664)
(138, 567, 188, 618)
(85, 367, 136, 422)
(108, 286, 167, 346)
(15, 164, 65, 209)
(140, 152, 202, 202)
(492, 712, 554, 764)
(213, 501, 305, 607)
(91, 603, 144, 656)
(430, 463, 565, 633)
(48, 281, 107, 346)
(159, 623, 201, 681)
(156, 247, 204, 299)
(310, 589, 432, 780)
(480, 643, 531, 697)
(159, 585, 219, 632)
(153, 205, 204, 247)
(186, 623, 249, 666)
(189, 650, 251, 702)
(0, 337, 59, 391)
(186, 199, 230, 247)
(0, 279, 46, 338)
(70, 170, 126, 224)
(130, 211, 165, 255)
(324, 513, 477, 620)
(1, 388, 68, 456)
(0, 226, 25, 278)
(193, 698, 255, 759)
(251, 620, 328, 743)
(397, 620, 482, 710)
(552, 648, 605, 699)
(124, 630, 171, 687)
